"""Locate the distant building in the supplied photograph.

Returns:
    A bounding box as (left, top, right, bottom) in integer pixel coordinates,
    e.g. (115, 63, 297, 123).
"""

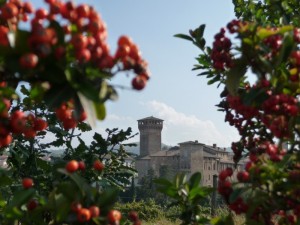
(135, 116, 245, 186)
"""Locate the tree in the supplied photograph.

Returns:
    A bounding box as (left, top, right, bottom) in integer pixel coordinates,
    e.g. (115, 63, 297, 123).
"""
(174, 0, 300, 224)
(0, 0, 147, 224)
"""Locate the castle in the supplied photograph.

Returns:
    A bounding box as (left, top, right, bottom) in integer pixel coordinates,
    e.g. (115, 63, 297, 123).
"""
(135, 116, 245, 186)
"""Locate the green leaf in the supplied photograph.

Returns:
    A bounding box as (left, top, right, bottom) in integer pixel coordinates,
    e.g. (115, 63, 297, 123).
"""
(175, 173, 187, 188)
(157, 186, 178, 198)
(189, 172, 202, 189)
(229, 187, 244, 203)
(174, 34, 194, 42)
(0, 174, 12, 186)
(9, 189, 35, 207)
(93, 102, 106, 120)
(54, 194, 70, 221)
(226, 58, 247, 95)
(274, 32, 294, 67)
(14, 29, 30, 53)
(195, 24, 206, 39)
(257, 28, 277, 40)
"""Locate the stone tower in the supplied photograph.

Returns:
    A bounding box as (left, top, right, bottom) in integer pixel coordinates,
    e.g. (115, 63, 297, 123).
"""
(138, 116, 163, 157)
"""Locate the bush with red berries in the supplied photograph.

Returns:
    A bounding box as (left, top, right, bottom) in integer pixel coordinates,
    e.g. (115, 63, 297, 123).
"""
(0, 0, 149, 224)
(177, 1, 300, 224)
(0, 0, 150, 128)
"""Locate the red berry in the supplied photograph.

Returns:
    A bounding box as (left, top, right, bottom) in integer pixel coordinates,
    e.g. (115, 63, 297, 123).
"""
(107, 209, 122, 223)
(65, 160, 79, 173)
(132, 75, 147, 91)
(19, 53, 38, 69)
(89, 205, 100, 218)
(78, 161, 86, 170)
(63, 118, 77, 130)
(27, 199, 38, 211)
(118, 35, 132, 47)
(23, 129, 36, 139)
(71, 34, 88, 50)
(93, 160, 104, 171)
(1, 3, 19, 19)
(76, 48, 91, 63)
(128, 211, 139, 222)
(10, 111, 26, 134)
(76, 4, 90, 18)
(71, 201, 82, 213)
(35, 8, 48, 19)
(77, 208, 91, 222)
(22, 178, 34, 189)
(34, 118, 48, 131)
(237, 171, 250, 182)
(0, 134, 12, 147)
(23, 2, 34, 13)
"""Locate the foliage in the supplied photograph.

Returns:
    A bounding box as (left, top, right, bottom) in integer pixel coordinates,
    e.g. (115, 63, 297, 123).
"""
(0, 0, 149, 224)
(177, 0, 300, 224)
(115, 199, 165, 222)
(155, 172, 212, 225)
(0, 0, 150, 127)
(0, 86, 138, 224)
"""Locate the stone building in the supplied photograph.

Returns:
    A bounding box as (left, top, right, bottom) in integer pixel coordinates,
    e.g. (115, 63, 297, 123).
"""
(135, 116, 245, 186)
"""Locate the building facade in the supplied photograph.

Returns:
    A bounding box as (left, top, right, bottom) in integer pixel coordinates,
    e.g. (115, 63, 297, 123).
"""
(135, 116, 245, 186)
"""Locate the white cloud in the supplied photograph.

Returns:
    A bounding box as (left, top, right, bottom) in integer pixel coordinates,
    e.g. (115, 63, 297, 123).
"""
(144, 100, 239, 147)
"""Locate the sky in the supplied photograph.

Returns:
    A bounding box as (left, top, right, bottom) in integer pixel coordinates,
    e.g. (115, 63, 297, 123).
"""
(30, 0, 240, 148)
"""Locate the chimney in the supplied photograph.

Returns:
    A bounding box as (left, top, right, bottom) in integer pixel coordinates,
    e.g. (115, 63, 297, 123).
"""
(213, 143, 217, 148)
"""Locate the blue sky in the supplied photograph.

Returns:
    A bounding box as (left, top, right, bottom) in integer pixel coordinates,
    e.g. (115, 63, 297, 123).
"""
(31, 0, 239, 147)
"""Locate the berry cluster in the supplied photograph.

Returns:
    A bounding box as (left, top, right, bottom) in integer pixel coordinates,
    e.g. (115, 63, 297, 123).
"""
(0, 0, 150, 99)
(0, 104, 48, 147)
(211, 28, 233, 71)
(115, 35, 149, 91)
(218, 167, 248, 215)
(71, 202, 100, 223)
(289, 50, 300, 82)
(218, 167, 233, 202)
(263, 34, 283, 60)
(224, 140, 300, 223)
(65, 159, 104, 173)
(55, 101, 87, 130)
(226, 19, 242, 34)
(261, 94, 298, 138)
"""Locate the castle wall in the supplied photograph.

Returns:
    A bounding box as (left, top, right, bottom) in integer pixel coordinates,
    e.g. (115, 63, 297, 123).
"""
(136, 117, 246, 187)
(135, 159, 151, 180)
(150, 155, 179, 178)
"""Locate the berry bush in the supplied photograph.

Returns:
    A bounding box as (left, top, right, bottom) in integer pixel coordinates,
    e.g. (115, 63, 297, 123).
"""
(0, 0, 148, 224)
(176, 0, 300, 224)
